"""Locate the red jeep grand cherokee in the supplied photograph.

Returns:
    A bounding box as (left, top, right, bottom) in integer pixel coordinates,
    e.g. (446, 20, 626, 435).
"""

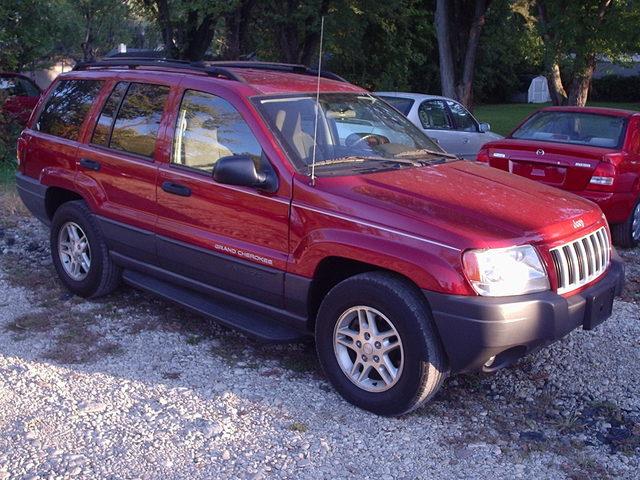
(16, 60, 624, 416)
(477, 107, 640, 248)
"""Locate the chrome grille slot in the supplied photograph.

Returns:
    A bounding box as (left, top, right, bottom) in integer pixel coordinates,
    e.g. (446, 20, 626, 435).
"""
(550, 227, 610, 294)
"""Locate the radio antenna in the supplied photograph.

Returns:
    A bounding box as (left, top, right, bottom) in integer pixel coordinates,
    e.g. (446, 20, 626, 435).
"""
(309, 16, 325, 186)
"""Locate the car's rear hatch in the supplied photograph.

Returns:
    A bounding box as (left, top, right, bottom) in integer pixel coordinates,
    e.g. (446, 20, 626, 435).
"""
(484, 140, 617, 191)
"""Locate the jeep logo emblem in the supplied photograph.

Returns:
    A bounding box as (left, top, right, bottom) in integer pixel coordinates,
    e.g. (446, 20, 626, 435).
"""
(536, 149, 545, 156)
(573, 219, 585, 229)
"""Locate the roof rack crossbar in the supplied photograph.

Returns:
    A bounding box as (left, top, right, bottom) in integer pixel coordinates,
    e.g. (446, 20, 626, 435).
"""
(72, 58, 244, 82)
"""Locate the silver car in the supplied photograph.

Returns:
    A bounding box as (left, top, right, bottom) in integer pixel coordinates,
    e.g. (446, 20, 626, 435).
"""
(375, 92, 502, 159)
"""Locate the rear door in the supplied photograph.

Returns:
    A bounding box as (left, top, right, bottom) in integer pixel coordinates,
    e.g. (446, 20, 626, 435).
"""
(154, 88, 290, 307)
(75, 79, 171, 264)
(414, 99, 461, 154)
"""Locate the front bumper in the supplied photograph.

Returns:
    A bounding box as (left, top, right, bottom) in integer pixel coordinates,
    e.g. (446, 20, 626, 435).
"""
(424, 257, 625, 373)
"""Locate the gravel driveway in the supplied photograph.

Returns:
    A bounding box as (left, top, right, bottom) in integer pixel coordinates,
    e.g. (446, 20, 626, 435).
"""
(0, 192, 639, 479)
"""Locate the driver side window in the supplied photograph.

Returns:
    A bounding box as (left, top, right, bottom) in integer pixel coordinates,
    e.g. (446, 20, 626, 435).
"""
(446, 101, 478, 132)
(418, 100, 452, 130)
(172, 90, 262, 173)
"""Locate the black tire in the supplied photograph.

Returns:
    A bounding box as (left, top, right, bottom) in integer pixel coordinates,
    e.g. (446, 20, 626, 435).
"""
(50, 200, 120, 298)
(315, 272, 448, 416)
(611, 197, 640, 248)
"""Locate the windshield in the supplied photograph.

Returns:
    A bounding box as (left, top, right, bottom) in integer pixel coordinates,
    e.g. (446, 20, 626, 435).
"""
(512, 111, 627, 149)
(255, 93, 450, 175)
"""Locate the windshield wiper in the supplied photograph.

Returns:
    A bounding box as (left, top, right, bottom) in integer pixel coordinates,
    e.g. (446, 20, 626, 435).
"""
(311, 155, 420, 168)
(394, 148, 460, 161)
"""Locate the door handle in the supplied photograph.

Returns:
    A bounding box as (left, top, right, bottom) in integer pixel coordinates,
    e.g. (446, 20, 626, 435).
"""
(162, 181, 191, 197)
(79, 158, 100, 171)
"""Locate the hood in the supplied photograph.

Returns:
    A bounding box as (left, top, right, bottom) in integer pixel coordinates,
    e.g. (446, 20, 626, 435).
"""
(307, 160, 604, 249)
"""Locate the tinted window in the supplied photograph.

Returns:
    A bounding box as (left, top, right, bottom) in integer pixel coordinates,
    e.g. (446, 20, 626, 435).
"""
(36, 80, 103, 140)
(379, 96, 415, 116)
(0, 76, 39, 97)
(173, 90, 262, 172)
(418, 100, 452, 129)
(110, 83, 169, 158)
(446, 101, 477, 132)
(91, 82, 129, 146)
(512, 111, 627, 148)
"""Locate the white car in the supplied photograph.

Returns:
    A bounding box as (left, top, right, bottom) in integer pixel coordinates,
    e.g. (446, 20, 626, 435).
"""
(375, 92, 503, 159)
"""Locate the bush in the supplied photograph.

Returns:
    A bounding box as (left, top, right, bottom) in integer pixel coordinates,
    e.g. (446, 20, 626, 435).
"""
(0, 111, 21, 185)
(590, 75, 640, 102)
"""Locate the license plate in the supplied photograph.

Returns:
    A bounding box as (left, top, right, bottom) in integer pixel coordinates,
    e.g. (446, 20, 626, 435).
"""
(584, 286, 615, 330)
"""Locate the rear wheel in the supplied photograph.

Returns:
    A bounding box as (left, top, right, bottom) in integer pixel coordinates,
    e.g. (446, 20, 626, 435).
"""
(50, 201, 120, 298)
(315, 272, 447, 416)
(611, 198, 640, 248)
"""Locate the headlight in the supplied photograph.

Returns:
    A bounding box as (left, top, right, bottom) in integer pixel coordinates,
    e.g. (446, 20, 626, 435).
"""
(463, 245, 549, 296)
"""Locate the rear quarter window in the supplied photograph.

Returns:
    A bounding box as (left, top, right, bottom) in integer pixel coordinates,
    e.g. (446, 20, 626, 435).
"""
(36, 79, 103, 140)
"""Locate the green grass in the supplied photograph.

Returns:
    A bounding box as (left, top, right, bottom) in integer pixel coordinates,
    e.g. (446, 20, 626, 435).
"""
(474, 101, 640, 136)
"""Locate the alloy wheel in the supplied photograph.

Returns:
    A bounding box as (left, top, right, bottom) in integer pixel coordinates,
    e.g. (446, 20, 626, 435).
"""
(333, 306, 404, 393)
(58, 221, 91, 281)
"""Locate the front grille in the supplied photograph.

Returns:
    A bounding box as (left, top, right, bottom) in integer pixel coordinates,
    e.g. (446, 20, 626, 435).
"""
(550, 227, 610, 294)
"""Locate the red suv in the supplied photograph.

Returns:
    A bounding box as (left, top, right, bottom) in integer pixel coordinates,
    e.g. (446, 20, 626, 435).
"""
(477, 107, 640, 248)
(16, 60, 624, 415)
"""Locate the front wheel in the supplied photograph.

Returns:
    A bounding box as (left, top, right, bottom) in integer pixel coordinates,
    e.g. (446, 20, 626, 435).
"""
(611, 198, 640, 248)
(315, 272, 447, 416)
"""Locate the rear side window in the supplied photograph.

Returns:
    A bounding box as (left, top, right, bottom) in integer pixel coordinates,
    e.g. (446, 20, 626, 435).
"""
(379, 96, 414, 116)
(172, 90, 262, 173)
(110, 83, 169, 158)
(418, 100, 452, 130)
(91, 82, 129, 146)
(36, 79, 103, 140)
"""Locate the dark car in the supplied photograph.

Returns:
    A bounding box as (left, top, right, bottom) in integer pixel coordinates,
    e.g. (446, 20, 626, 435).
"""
(477, 106, 640, 247)
(15, 60, 624, 415)
(0, 72, 41, 125)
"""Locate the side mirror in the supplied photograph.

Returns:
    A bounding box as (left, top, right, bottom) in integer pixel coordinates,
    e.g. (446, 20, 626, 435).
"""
(479, 122, 491, 133)
(213, 154, 278, 193)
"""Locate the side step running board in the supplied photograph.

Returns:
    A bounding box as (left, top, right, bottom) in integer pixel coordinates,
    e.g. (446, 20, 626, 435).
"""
(122, 270, 307, 343)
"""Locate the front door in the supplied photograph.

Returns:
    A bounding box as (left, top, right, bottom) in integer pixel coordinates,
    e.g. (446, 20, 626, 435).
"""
(155, 89, 290, 307)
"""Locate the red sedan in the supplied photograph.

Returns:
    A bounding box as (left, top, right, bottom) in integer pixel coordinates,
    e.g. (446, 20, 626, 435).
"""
(0, 72, 41, 126)
(478, 106, 640, 247)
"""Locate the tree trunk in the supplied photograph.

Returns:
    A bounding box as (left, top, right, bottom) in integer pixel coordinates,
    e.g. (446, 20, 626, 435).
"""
(435, 0, 456, 99)
(546, 60, 568, 105)
(222, 0, 256, 60)
(567, 54, 596, 106)
(458, 0, 488, 107)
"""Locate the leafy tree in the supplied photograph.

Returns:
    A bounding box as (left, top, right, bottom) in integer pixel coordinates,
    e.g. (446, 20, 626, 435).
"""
(533, 0, 640, 106)
(0, 0, 62, 70)
(135, 0, 236, 60)
(474, 0, 543, 103)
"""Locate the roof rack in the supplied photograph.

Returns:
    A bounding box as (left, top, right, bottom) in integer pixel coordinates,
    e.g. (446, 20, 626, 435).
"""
(206, 61, 348, 82)
(72, 58, 347, 83)
(72, 58, 243, 82)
